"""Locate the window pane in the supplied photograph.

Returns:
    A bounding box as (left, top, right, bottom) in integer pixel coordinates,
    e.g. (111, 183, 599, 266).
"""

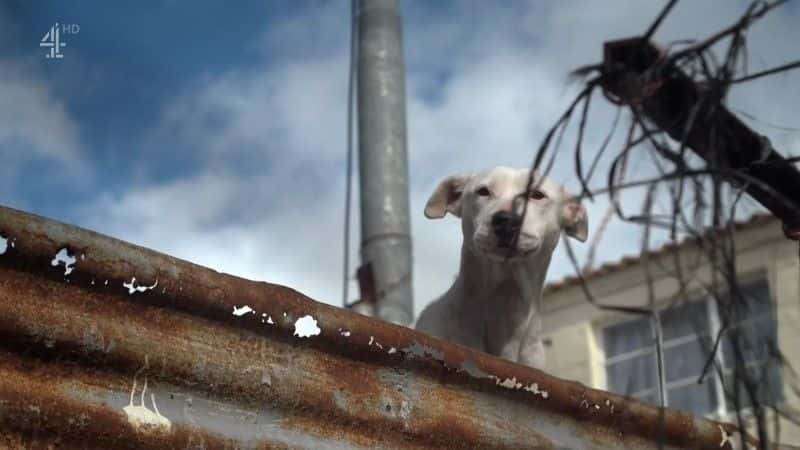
(660, 301, 709, 341)
(664, 338, 710, 383)
(722, 364, 783, 409)
(731, 279, 772, 320)
(668, 380, 717, 416)
(722, 316, 776, 367)
(604, 317, 651, 358)
(607, 354, 655, 395)
(717, 279, 782, 412)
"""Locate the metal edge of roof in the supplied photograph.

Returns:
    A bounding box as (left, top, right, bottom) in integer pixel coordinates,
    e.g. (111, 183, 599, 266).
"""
(0, 205, 786, 449)
(544, 214, 779, 296)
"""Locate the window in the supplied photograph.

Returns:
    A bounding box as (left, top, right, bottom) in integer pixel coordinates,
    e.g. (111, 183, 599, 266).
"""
(602, 279, 780, 417)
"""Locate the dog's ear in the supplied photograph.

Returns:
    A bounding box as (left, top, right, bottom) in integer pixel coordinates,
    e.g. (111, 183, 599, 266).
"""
(425, 175, 468, 219)
(562, 201, 588, 242)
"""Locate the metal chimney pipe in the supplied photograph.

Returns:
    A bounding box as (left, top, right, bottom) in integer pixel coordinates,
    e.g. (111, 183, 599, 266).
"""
(356, 0, 413, 325)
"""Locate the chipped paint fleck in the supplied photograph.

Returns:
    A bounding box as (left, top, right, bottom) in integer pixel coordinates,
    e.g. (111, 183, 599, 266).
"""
(259, 313, 275, 325)
(51, 248, 76, 275)
(123, 277, 158, 295)
(719, 425, 732, 448)
(368, 336, 383, 349)
(293, 315, 321, 338)
(486, 374, 550, 399)
(400, 342, 444, 361)
(0, 236, 7, 255)
(232, 305, 254, 317)
(494, 376, 523, 389)
(522, 382, 549, 399)
(387, 347, 397, 354)
(339, 328, 351, 337)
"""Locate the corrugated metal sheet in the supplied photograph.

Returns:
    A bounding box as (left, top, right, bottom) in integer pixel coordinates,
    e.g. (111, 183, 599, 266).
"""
(0, 205, 789, 449)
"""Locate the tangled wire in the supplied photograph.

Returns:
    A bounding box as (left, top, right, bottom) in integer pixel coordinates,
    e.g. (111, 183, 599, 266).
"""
(512, 1, 800, 448)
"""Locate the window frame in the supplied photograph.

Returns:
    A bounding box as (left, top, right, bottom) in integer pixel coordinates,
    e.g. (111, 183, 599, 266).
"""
(596, 273, 778, 420)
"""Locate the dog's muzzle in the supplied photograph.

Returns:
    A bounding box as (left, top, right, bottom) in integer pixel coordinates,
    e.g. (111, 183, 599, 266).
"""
(491, 211, 522, 248)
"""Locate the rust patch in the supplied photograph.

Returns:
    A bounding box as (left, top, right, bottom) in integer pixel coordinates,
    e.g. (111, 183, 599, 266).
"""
(0, 205, 773, 449)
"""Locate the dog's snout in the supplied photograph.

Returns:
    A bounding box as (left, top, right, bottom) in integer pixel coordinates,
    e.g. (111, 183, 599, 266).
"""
(491, 211, 522, 247)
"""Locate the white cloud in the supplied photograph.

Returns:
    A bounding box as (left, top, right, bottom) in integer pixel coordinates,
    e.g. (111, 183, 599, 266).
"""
(83, 0, 800, 319)
(0, 60, 89, 204)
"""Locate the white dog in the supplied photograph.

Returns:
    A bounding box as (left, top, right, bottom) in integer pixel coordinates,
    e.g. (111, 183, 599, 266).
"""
(415, 167, 588, 369)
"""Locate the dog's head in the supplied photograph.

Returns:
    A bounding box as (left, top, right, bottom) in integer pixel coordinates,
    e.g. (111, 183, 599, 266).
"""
(424, 167, 588, 262)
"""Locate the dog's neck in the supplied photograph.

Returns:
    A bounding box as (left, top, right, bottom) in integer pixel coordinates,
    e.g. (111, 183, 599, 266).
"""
(454, 242, 553, 314)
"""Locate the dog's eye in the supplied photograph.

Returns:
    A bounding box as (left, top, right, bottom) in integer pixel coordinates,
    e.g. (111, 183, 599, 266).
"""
(475, 187, 491, 197)
(529, 189, 547, 200)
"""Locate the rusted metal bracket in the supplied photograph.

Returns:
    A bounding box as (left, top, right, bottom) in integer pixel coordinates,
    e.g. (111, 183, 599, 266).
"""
(344, 263, 377, 317)
(601, 37, 800, 241)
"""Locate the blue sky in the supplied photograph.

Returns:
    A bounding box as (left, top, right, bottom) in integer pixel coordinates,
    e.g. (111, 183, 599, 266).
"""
(1, 0, 798, 315)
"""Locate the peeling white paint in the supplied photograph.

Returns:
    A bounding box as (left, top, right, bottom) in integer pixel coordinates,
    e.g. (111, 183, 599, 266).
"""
(0, 236, 7, 255)
(123, 374, 171, 433)
(719, 425, 733, 448)
(232, 305, 254, 316)
(293, 315, 321, 338)
(51, 248, 76, 275)
(400, 342, 445, 361)
(368, 336, 383, 349)
(522, 382, 549, 399)
(718, 426, 753, 449)
(495, 376, 523, 389)
(104, 280, 108, 286)
(123, 277, 158, 295)
(388, 347, 397, 354)
(260, 313, 275, 325)
(339, 329, 351, 337)
(488, 375, 549, 399)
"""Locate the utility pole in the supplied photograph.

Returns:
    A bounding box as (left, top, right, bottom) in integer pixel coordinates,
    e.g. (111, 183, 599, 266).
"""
(356, 0, 413, 326)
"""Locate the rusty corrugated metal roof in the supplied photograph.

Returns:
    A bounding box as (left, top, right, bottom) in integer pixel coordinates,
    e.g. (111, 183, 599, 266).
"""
(544, 213, 778, 295)
(0, 205, 789, 449)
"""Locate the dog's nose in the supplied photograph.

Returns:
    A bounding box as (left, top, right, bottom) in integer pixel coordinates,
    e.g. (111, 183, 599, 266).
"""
(491, 211, 522, 247)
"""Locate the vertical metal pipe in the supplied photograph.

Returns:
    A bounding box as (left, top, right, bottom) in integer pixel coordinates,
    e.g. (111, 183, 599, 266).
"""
(356, 0, 413, 325)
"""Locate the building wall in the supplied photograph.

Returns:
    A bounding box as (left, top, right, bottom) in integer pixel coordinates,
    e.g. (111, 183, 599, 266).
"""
(540, 219, 800, 445)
